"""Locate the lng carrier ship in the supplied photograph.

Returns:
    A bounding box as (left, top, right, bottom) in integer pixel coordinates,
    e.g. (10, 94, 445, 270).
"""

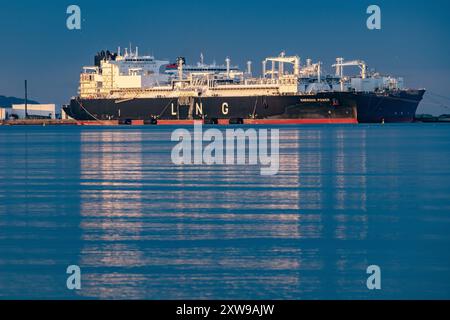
(63, 47, 425, 124)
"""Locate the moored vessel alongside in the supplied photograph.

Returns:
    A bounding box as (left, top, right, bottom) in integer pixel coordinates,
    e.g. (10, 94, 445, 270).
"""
(63, 47, 425, 124)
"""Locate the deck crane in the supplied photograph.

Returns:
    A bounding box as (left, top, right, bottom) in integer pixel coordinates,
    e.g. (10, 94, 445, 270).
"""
(262, 52, 301, 79)
(332, 58, 368, 79)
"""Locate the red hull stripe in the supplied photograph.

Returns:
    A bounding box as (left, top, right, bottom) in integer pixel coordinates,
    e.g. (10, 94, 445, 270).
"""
(157, 120, 204, 125)
(77, 120, 119, 126)
(217, 119, 230, 125)
(76, 119, 358, 126)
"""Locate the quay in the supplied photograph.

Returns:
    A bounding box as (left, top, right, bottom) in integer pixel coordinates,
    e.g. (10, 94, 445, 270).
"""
(0, 118, 359, 126)
(0, 119, 78, 126)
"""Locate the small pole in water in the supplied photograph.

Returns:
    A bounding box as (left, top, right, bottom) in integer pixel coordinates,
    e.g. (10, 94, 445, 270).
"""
(24, 80, 28, 119)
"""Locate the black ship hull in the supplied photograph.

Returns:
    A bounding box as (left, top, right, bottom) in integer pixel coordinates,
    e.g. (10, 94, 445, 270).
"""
(352, 89, 426, 123)
(63, 89, 425, 124)
(64, 92, 358, 123)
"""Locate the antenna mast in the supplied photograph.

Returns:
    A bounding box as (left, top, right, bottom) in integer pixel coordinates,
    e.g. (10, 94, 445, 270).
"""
(24, 80, 28, 119)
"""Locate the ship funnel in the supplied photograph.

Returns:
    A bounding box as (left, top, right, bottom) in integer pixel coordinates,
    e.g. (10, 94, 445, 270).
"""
(247, 61, 252, 75)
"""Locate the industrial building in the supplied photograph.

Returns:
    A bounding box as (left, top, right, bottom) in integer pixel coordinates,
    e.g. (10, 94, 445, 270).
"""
(0, 104, 56, 120)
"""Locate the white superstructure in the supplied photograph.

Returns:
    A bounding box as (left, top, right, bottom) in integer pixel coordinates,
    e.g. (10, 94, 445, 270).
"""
(165, 53, 241, 78)
(77, 49, 407, 100)
(331, 57, 405, 92)
(79, 47, 169, 97)
(79, 51, 304, 100)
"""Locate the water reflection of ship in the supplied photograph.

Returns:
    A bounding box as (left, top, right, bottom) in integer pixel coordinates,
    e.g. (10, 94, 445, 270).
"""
(293, 128, 368, 240)
(74, 126, 371, 298)
(78, 129, 147, 299)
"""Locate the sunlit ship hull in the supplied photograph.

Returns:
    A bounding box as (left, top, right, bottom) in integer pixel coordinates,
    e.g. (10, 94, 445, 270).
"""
(64, 92, 358, 124)
(64, 89, 425, 124)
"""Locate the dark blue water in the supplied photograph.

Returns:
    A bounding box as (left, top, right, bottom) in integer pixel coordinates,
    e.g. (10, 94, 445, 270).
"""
(0, 124, 449, 300)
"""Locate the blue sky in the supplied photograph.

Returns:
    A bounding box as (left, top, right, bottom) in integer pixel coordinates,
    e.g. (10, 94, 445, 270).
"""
(0, 0, 449, 114)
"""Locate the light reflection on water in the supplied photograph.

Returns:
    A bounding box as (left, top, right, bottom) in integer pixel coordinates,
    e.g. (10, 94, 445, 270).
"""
(0, 125, 449, 299)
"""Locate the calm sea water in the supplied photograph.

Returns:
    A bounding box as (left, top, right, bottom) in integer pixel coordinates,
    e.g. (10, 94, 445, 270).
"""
(0, 124, 449, 300)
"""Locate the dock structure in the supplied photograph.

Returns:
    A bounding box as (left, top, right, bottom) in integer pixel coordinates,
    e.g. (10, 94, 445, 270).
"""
(0, 118, 359, 126)
(0, 119, 78, 126)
